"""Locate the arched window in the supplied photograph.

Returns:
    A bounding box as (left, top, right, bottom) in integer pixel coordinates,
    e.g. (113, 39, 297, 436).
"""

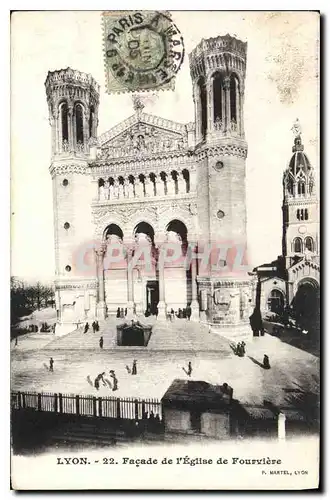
(60, 102, 68, 141)
(75, 104, 84, 144)
(230, 74, 239, 124)
(304, 208, 308, 221)
(287, 178, 294, 195)
(293, 237, 303, 253)
(305, 237, 314, 252)
(213, 73, 223, 123)
(198, 77, 207, 139)
(298, 181, 306, 195)
(267, 289, 285, 314)
(309, 181, 313, 195)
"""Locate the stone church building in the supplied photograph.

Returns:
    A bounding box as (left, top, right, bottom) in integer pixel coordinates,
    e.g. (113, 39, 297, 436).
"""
(45, 34, 255, 337)
(255, 126, 320, 331)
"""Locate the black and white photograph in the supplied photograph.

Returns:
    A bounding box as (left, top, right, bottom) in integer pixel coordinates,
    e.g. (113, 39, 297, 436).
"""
(10, 10, 320, 490)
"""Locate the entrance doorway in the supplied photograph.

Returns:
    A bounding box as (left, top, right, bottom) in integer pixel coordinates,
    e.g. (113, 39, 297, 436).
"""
(190, 411, 202, 433)
(146, 281, 159, 316)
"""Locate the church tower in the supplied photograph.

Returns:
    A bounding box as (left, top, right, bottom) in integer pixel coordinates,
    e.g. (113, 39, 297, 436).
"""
(282, 121, 319, 269)
(45, 68, 100, 332)
(189, 35, 254, 338)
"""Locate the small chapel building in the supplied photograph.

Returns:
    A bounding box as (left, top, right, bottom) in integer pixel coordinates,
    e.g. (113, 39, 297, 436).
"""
(255, 125, 320, 333)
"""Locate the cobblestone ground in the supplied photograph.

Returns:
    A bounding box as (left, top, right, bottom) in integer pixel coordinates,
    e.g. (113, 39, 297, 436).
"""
(11, 325, 319, 410)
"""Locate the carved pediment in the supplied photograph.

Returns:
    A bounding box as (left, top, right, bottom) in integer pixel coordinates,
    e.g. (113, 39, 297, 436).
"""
(96, 113, 188, 160)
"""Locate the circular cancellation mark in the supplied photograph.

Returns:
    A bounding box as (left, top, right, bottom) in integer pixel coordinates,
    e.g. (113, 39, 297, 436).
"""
(103, 11, 185, 93)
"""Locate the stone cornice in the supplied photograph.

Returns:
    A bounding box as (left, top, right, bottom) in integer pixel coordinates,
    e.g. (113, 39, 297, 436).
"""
(88, 155, 196, 177)
(91, 192, 196, 209)
(55, 278, 98, 290)
(49, 163, 89, 177)
(197, 277, 253, 287)
(194, 141, 248, 160)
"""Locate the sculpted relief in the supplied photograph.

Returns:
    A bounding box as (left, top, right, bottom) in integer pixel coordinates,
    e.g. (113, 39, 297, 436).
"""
(96, 122, 187, 160)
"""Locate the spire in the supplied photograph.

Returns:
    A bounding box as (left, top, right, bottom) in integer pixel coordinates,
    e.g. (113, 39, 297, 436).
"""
(291, 118, 304, 152)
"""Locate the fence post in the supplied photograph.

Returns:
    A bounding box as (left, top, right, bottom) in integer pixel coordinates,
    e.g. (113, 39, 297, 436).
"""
(54, 393, 58, 413)
(134, 399, 139, 421)
(37, 393, 42, 411)
(116, 398, 121, 420)
(98, 397, 102, 418)
(141, 400, 146, 419)
(76, 395, 80, 416)
(17, 391, 21, 409)
(59, 393, 63, 414)
(22, 393, 26, 409)
(93, 397, 97, 417)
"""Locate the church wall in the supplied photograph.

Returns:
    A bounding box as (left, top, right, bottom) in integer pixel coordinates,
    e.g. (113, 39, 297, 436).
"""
(208, 155, 247, 246)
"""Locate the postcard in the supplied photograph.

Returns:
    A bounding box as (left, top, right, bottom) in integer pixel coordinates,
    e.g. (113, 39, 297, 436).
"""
(10, 10, 320, 490)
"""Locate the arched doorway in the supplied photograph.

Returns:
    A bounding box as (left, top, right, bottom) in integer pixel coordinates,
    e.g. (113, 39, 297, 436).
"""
(293, 279, 320, 333)
(165, 219, 189, 313)
(133, 222, 157, 315)
(267, 289, 285, 315)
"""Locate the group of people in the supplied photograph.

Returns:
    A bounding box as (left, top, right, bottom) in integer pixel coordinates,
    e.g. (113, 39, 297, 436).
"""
(116, 308, 127, 318)
(169, 307, 191, 321)
(94, 370, 118, 391)
(93, 359, 138, 392)
(83, 321, 100, 334)
(233, 341, 246, 357)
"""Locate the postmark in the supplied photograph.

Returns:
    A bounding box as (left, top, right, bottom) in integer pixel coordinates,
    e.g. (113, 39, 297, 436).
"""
(102, 11, 185, 94)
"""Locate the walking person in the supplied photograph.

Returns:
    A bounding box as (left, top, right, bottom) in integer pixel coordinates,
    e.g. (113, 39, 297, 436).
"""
(94, 372, 106, 390)
(132, 359, 137, 375)
(95, 320, 99, 332)
(84, 322, 89, 334)
(263, 354, 271, 369)
(92, 321, 96, 333)
(109, 370, 118, 391)
(99, 336, 104, 349)
(14, 337, 18, 347)
(49, 357, 54, 372)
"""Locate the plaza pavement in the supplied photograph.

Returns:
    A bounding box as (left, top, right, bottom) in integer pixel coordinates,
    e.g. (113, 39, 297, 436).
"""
(11, 318, 319, 415)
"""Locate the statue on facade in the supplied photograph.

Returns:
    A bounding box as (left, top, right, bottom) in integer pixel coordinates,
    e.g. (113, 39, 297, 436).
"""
(103, 179, 110, 200)
(155, 175, 164, 196)
(177, 172, 186, 194)
(113, 180, 119, 198)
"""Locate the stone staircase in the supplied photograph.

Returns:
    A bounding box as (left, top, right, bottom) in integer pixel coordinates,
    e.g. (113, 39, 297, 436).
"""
(148, 320, 231, 353)
(43, 316, 231, 353)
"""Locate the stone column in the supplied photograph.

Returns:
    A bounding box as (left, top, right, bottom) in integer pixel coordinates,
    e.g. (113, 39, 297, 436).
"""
(190, 245, 200, 321)
(223, 77, 231, 135)
(239, 90, 245, 137)
(207, 76, 214, 135)
(95, 244, 107, 319)
(156, 237, 167, 320)
(126, 247, 135, 316)
(68, 105, 74, 151)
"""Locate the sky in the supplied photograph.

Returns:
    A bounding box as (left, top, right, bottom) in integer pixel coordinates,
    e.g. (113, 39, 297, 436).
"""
(11, 11, 319, 281)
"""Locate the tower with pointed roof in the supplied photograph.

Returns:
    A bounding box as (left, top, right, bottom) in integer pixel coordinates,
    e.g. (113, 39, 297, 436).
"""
(282, 123, 319, 270)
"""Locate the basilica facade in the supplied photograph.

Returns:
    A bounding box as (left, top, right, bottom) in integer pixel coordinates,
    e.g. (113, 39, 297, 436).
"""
(45, 34, 255, 337)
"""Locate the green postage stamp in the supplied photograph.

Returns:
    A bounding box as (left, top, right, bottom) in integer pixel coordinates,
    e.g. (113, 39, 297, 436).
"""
(102, 10, 185, 94)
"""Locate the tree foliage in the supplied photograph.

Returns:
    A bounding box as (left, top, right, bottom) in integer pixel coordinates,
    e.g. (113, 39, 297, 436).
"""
(11, 278, 55, 325)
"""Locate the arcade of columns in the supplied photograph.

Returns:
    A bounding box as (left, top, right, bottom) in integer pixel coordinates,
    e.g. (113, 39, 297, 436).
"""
(194, 74, 244, 142)
(94, 236, 200, 320)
